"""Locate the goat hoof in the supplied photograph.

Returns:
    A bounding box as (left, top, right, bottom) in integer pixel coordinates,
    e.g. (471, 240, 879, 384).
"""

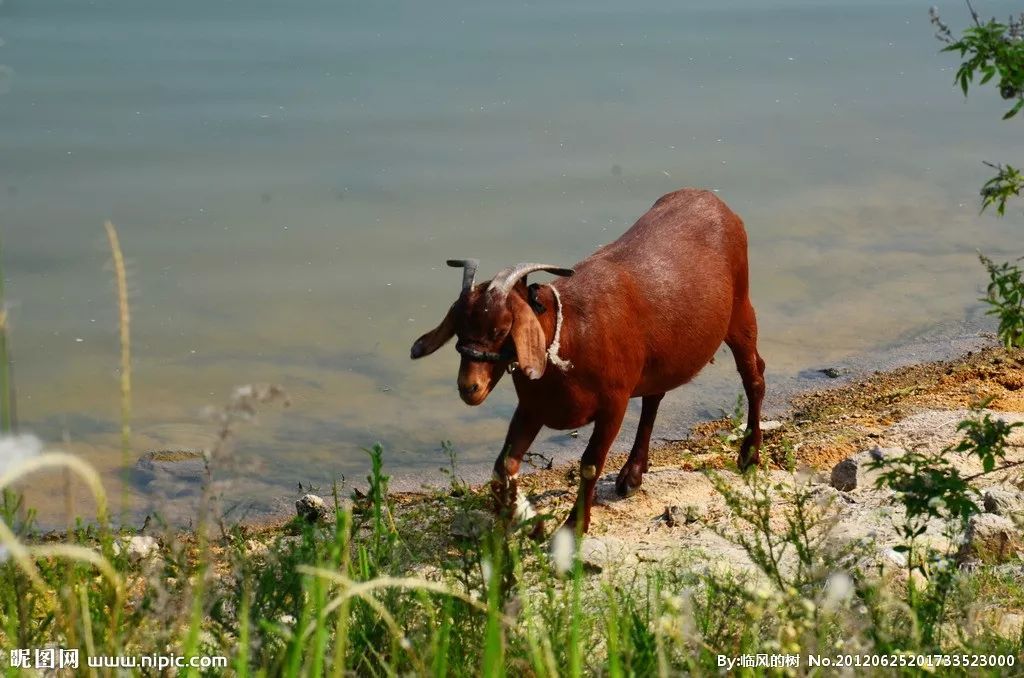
(736, 451, 760, 472)
(614, 479, 641, 498)
(614, 467, 643, 498)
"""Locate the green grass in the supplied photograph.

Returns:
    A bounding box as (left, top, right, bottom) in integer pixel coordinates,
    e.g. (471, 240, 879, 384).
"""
(2, 445, 1023, 676)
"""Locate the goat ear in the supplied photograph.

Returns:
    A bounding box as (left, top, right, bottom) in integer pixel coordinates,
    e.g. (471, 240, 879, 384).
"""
(411, 303, 456, 359)
(508, 293, 546, 380)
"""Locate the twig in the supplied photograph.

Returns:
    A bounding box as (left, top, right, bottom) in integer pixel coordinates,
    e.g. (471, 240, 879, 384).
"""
(930, 6, 955, 44)
(962, 458, 1024, 484)
(965, 0, 982, 27)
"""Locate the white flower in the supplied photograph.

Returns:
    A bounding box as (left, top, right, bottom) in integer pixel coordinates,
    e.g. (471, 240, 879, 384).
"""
(822, 572, 854, 611)
(480, 557, 493, 584)
(0, 434, 44, 475)
(513, 494, 536, 523)
(550, 527, 575, 574)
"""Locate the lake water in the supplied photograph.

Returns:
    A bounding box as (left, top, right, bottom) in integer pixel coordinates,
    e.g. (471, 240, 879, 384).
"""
(1, 0, 1022, 524)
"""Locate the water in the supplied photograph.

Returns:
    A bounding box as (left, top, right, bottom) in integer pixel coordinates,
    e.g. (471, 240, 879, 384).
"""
(1, 0, 1022, 524)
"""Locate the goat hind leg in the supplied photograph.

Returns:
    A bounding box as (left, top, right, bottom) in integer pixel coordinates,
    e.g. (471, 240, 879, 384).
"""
(615, 393, 664, 497)
(726, 299, 766, 471)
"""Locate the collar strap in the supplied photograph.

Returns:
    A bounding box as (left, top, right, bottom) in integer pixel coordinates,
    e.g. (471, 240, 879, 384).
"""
(546, 284, 573, 372)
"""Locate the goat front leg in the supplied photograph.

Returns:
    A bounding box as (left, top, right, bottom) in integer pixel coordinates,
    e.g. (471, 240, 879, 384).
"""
(615, 392, 664, 497)
(491, 407, 544, 533)
(564, 403, 627, 535)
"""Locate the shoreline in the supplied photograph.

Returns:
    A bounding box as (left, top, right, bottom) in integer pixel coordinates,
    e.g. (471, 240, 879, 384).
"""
(20, 324, 1006, 535)
(243, 333, 1022, 540)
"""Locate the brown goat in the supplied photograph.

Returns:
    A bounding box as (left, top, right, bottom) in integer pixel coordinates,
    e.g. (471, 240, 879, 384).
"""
(411, 188, 765, 533)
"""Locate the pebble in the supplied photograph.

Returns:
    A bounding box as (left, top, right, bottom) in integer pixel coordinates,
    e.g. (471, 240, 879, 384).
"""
(113, 535, 160, 563)
(983, 485, 1024, 518)
(295, 494, 328, 522)
(830, 446, 904, 492)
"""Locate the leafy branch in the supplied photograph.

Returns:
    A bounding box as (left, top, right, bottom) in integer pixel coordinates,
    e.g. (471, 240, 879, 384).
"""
(980, 161, 1024, 215)
(932, 3, 1024, 114)
(932, 3, 1024, 348)
(979, 253, 1024, 348)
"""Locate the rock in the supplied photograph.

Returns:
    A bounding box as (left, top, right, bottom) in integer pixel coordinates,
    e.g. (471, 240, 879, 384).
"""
(661, 505, 698, 527)
(134, 450, 206, 489)
(811, 484, 844, 502)
(579, 538, 611, 573)
(830, 446, 904, 492)
(244, 539, 269, 558)
(114, 535, 159, 563)
(739, 419, 782, 431)
(997, 613, 1024, 639)
(819, 367, 851, 379)
(958, 513, 1024, 564)
(277, 535, 302, 550)
(1010, 422, 1024, 447)
(908, 567, 928, 591)
(579, 536, 637, 573)
(830, 458, 859, 492)
(450, 510, 493, 540)
(635, 545, 673, 563)
(856, 547, 925, 589)
(886, 410, 1024, 455)
(410, 564, 443, 581)
(855, 549, 899, 585)
(825, 519, 878, 556)
(983, 485, 1024, 519)
(661, 505, 681, 527)
(295, 494, 327, 522)
(879, 547, 907, 569)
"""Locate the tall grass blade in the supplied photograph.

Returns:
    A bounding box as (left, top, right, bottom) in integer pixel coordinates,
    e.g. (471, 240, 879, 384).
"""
(236, 579, 251, 678)
(481, 542, 505, 678)
(0, 233, 15, 434)
(104, 221, 132, 522)
(79, 585, 99, 678)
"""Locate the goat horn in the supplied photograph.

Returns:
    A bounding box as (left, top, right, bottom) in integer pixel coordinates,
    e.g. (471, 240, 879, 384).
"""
(488, 262, 574, 297)
(446, 259, 479, 294)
